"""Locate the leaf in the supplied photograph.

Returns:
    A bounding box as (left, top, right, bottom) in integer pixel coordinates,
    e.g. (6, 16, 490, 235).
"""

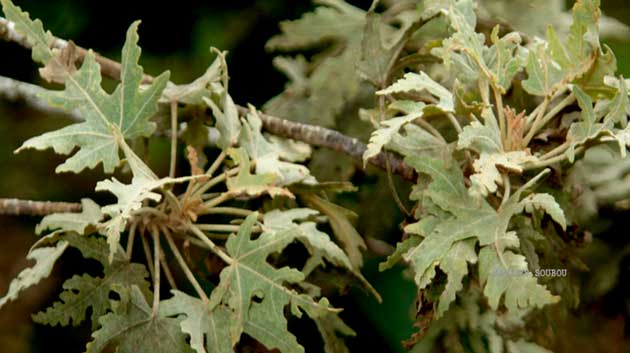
(263, 208, 380, 301)
(519, 193, 567, 230)
(211, 213, 334, 353)
(202, 50, 241, 150)
(314, 312, 356, 353)
(565, 86, 614, 162)
(377, 72, 454, 112)
(357, 5, 427, 88)
(264, 1, 365, 127)
(507, 339, 554, 353)
(458, 109, 537, 197)
(239, 107, 316, 186)
(363, 101, 426, 164)
(0, 240, 68, 309)
(1, 0, 55, 64)
(387, 123, 447, 157)
(379, 236, 421, 272)
(457, 109, 502, 154)
(522, 43, 564, 97)
(160, 52, 221, 104)
(226, 147, 293, 198)
(469, 151, 537, 198)
(301, 193, 366, 269)
(160, 291, 236, 353)
(15, 21, 170, 174)
(95, 175, 165, 261)
(435, 0, 524, 92)
(88, 285, 193, 353)
(36, 198, 103, 235)
(436, 239, 477, 317)
(33, 233, 150, 327)
(478, 247, 560, 312)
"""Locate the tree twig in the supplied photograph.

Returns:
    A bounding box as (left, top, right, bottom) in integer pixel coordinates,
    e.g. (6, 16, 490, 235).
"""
(0, 198, 81, 216)
(0, 16, 416, 182)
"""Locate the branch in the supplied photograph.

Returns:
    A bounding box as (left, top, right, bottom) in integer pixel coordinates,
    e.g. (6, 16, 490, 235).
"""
(0, 198, 81, 216)
(0, 16, 416, 181)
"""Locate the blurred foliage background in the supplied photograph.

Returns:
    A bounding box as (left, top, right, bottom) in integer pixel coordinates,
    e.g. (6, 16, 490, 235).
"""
(0, 1, 629, 352)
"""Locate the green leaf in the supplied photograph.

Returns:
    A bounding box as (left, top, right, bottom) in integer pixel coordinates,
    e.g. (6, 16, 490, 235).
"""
(1, 0, 54, 64)
(160, 291, 236, 353)
(263, 208, 380, 301)
(478, 247, 560, 312)
(33, 233, 150, 327)
(363, 101, 426, 164)
(239, 107, 316, 186)
(15, 21, 170, 174)
(226, 147, 293, 198)
(522, 43, 564, 97)
(565, 86, 613, 162)
(301, 193, 366, 269)
(377, 72, 454, 112)
(386, 123, 447, 157)
(95, 176, 164, 261)
(519, 193, 567, 230)
(36, 198, 103, 235)
(436, 239, 477, 317)
(202, 50, 241, 150)
(457, 109, 501, 154)
(211, 213, 334, 353)
(88, 286, 193, 353)
(160, 52, 221, 105)
(314, 312, 356, 353)
(264, 1, 365, 127)
(0, 240, 68, 309)
(488, 27, 524, 93)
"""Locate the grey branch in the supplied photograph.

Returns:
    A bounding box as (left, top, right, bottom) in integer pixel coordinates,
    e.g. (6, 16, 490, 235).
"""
(0, 198, 81, 216)
(239, 106, 416, 180)
(0, 16, 415, 181)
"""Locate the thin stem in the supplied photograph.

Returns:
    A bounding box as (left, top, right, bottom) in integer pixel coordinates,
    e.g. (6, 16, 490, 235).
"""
(523, 97, 550, 145)
(539, 141, 570, 160)
(151, 227, 161, 315)
(140, 232, 155, 282)
(126, 221, 138, 259)
(493, 87, 506, 146)
(416, 119, 446, 143)
(187, 223, 234, 265)
(195, 224, 261, 233)
(163, 227, 210, 302)
(206, 150, 227, 176)
(523, 146, 585, 170)
(192, 168, 240, 199)
(169, 100, 178, 178)
(478, 79, 490, 106)
(523, 94, 575, 146)
(199, 193, 235, 212)
(446, 113, 463, 133)
(500, 173, 511, 207)
(131, 207, 168, 219)
(202, 207, 258, 218)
